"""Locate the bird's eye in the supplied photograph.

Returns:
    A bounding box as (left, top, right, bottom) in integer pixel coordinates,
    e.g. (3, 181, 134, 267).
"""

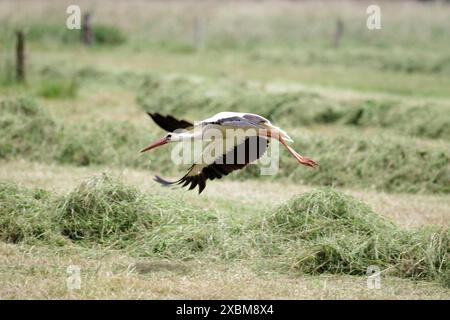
(167, 134, 172, 138)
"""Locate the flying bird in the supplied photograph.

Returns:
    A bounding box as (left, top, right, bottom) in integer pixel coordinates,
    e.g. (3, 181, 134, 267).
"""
(141, 112, 317, 194)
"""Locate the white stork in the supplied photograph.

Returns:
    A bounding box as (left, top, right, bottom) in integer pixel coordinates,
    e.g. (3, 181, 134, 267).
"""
(141, 112, 317, 194)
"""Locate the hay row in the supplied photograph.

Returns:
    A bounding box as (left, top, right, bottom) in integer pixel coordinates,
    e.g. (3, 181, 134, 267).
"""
(1, 97, 448, 194)
(1, 175, 448, 286)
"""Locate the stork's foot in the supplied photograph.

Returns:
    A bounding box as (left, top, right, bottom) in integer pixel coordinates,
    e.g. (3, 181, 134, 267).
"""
(297, 156, 318, 168)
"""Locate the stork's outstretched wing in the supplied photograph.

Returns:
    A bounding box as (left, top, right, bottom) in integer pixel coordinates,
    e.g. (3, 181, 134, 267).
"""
(147, 112, 193, 132)
(154, 136, 269, 194)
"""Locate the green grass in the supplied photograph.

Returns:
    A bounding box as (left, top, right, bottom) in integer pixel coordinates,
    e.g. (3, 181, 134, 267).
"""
(91, 25, 127, 46)
(2, 0, 450, 98)
(56, 174, 219, 258)
(1, 174, 220, 258)
(0, 182, 54, 243)
(269, 189, 449, 286)
(1, 97, 448, 194)
(277, 134, 450, 194)
(248, 47, 450, 75)
(1, 175, 448, 286)
(37, 78, 78, 99)
(0, 97, 58, 159)
(0, 22, 126, 47)
(137, 75, 450, 140)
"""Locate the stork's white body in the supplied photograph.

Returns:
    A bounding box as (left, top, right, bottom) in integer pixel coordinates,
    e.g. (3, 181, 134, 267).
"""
(198, 112, 270, 125)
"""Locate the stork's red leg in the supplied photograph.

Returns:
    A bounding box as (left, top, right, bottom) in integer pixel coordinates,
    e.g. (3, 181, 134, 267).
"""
(279, 136, 318, 168)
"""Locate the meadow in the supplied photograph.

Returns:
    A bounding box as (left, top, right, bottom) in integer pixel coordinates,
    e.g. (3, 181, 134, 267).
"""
(0, 0, 449, 299)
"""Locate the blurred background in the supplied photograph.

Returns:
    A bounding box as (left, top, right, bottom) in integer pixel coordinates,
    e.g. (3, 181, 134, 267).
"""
(1, 0, 449, 189)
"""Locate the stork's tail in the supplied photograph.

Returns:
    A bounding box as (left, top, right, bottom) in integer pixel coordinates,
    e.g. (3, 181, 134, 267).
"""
(154, 175, 177, 186)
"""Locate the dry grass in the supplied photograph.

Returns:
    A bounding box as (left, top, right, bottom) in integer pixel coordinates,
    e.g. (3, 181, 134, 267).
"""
(1, 242, 449, 299)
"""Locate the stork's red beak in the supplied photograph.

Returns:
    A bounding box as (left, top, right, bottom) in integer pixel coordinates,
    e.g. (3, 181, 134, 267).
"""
(140, 137, 169, 153)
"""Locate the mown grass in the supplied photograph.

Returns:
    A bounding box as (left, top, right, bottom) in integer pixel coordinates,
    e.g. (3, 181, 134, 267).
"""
(37, 78, 78, 99)
(1, 175, 448, 286)
(0, 97, 58, 160)
(275, 134, 450, 194)
(0, 182, 54, 243)
(248, 48, 450, 76)
(268, 189, 449, 286)
(137, 76, 450, 140)
(1, 97, 448, 194)
(1, 174, 219, 258)
(0, 23, 126, 47)
(57, 174, 219, 257)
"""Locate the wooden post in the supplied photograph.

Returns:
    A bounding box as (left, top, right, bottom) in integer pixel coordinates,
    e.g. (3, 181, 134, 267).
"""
(16, 30, 25, 83)
(332, 19, 344, 48)
(81, 13, 93, 45)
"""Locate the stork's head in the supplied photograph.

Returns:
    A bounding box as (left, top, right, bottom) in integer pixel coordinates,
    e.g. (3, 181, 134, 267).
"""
(140, 132, 178, 153)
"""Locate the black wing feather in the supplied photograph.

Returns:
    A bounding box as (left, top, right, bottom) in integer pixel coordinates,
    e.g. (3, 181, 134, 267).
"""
(147, 112, 193, 132)
(154, 136, 269, 194)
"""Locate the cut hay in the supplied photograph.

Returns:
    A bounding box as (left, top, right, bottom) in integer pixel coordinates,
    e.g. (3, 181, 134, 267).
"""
(0, 175, 219, 258)
(0, 98, 57, 160)
(0, 177, 448, 286)
(56, 174, 219, 257)
(0, 182, 54, 243)
(1, 96, 448, 194)
(281, 135, 450, 194)
(269, 188, 449, 286)
(57, 174, 149, 242)
(55, 121, 147, 167)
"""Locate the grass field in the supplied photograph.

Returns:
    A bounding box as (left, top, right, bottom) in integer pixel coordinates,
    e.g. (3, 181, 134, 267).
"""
(0, 0, 449, 299)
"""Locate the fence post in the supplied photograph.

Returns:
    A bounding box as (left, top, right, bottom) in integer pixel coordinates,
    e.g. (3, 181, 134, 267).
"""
(16, 30, 25, 83)
(332, 19, 344, 48)
(81, 13, 93, 45)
